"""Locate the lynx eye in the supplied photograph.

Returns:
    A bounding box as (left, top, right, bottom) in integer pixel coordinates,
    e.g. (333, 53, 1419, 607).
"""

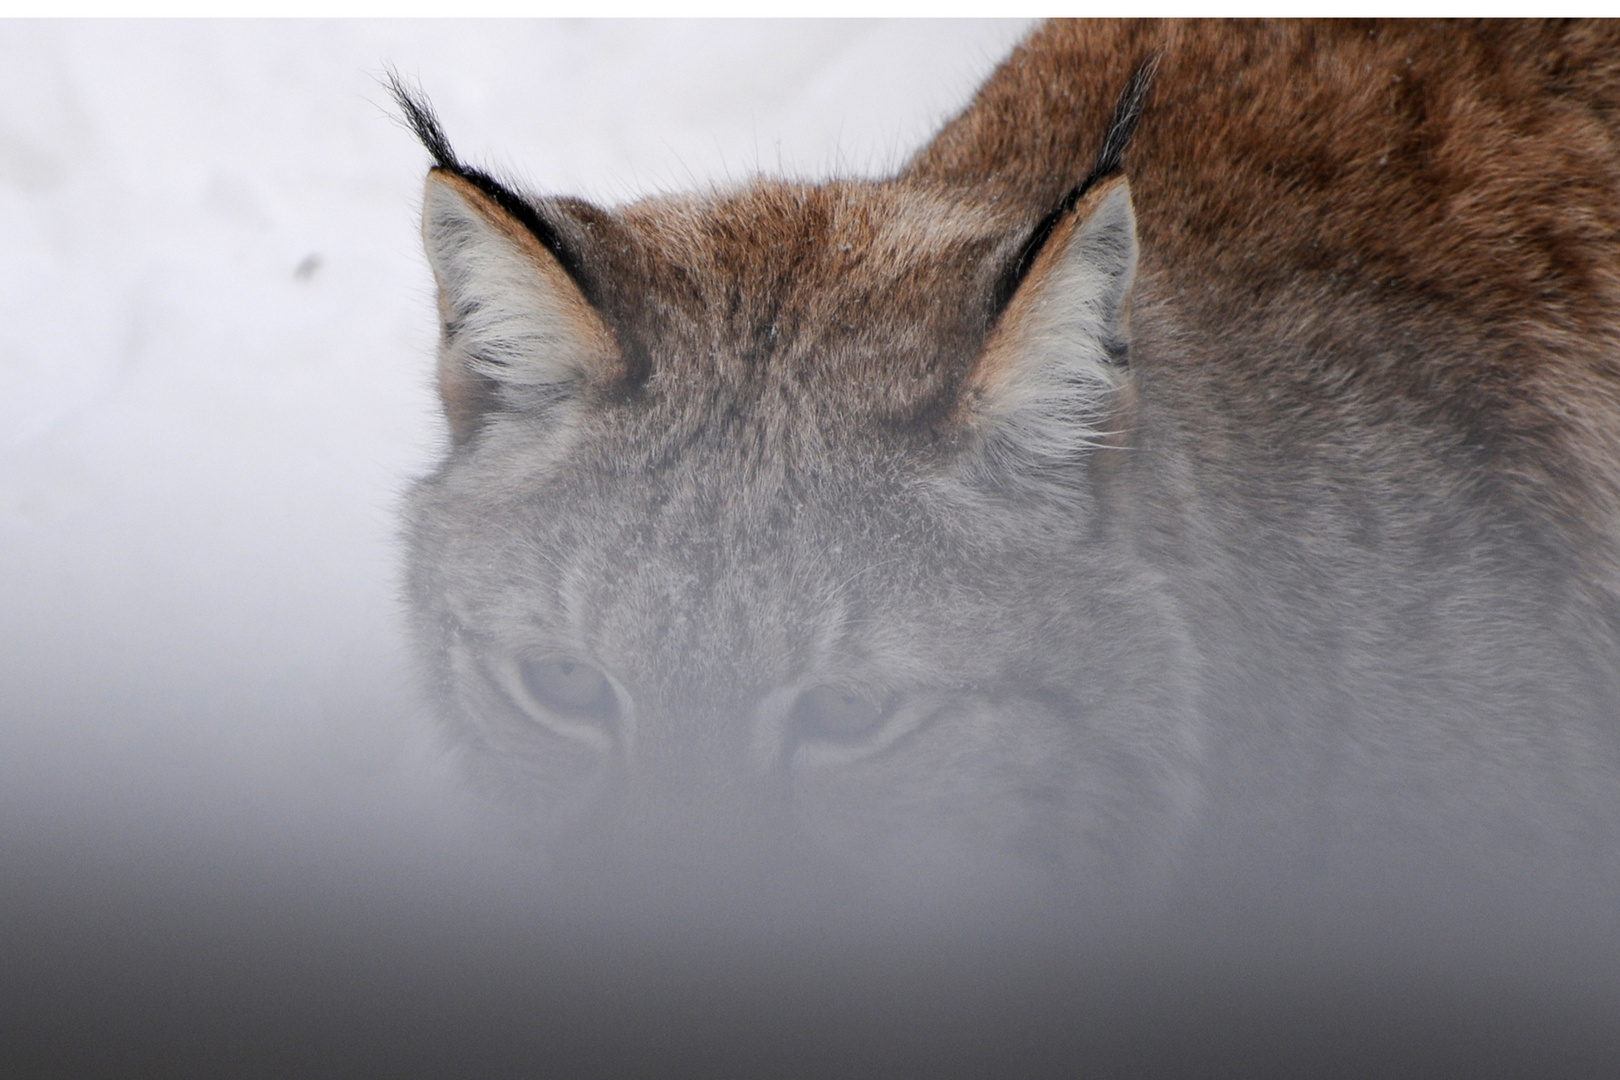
(517, 658, 615, 720)
(791, 685, 891, 742)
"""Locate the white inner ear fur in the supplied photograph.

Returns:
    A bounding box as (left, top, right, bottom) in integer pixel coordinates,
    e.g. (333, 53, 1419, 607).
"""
(421, 172, 615, 434)
(967, 177, 1138, 462)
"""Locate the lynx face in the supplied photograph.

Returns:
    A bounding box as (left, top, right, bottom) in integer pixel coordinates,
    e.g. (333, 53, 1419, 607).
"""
(400, 128, 1202, 900)
(399, 20, 1620, 915)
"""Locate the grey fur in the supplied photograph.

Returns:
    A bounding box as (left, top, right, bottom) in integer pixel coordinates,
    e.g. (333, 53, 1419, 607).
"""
(399, 36, 1620, 924)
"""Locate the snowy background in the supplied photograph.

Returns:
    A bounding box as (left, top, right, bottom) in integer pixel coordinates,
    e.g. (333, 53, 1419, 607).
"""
(0, 20, 1034, 888)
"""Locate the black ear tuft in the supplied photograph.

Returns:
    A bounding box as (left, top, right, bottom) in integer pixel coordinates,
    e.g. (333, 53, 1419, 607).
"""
(993, 55, 1159, 318)
(1086, 53, 1158, 187)
(384, 70, 598, 308)
(385, 68, 462, 174)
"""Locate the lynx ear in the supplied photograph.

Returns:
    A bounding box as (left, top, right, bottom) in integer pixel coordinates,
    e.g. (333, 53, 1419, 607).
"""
(960, 175, 1137, 465)
(422, 170, 618, 442)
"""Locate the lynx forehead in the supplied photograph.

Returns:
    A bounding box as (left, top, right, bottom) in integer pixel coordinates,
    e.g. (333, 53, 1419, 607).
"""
(397, 20, 1620, 913)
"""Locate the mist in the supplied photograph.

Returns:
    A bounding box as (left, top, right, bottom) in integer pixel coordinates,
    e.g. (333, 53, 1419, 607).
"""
(4, 19, 1618, 1077)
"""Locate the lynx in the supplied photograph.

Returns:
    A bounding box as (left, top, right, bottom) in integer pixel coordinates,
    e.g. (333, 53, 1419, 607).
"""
(397, 20, 1620, 918)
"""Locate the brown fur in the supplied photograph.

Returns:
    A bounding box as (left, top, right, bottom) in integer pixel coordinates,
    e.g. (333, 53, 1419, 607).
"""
(565, 181, 1015, 447)
(400, 20, 1620, 912)
(912, 19, 1620, 591)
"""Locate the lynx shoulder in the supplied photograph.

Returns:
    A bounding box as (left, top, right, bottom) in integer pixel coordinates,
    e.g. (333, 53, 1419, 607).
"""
(914, 20, 1620, 592)
(396, 20, 1620, 916)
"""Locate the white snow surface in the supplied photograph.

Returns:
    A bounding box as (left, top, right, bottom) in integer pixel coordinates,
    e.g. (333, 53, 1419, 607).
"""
(0, 20, 1034, 877)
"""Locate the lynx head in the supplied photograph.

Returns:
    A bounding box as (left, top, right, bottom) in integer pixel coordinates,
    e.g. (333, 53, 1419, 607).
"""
(395, 72, 1200, 909)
